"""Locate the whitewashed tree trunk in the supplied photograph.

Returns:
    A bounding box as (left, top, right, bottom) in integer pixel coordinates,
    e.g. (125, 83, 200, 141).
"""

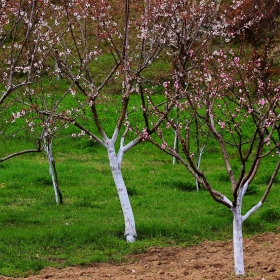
(232, 204, 245, 276)
(106, 140, 137, 242)
(231, 181, 257, 276)
(44, 138, 63, 205)
(55, 61, 61, 80)
(172, 130, 178, 165)
(195, 145, 205, 191)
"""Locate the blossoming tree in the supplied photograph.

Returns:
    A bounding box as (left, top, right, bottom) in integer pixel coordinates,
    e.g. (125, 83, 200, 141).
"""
(22, 0, 182, 241)
(138, 0, 280, 275)
(0, 0, 64, 204)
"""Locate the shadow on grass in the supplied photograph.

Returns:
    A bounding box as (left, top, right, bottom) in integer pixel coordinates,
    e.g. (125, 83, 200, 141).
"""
(163, 179, 206, 192)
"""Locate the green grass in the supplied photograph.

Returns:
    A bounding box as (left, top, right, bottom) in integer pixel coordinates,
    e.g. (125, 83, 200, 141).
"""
(1, 137, 280, 277)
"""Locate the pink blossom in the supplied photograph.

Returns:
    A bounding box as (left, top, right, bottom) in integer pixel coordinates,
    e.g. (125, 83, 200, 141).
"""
(220, 73, 228, 82)
(234, 57, 240, 64)
(258, 99, 267, 106)
(264, 120, 271, 128)
(141, 128, 149, 140)
(258, 80, 264, 87)
(239, 97, 246, 103)
(218, 121, 226, 129)
(174, 81, 179, 89)
(161, 142, 167, 149)
(189, 49, 194, 58)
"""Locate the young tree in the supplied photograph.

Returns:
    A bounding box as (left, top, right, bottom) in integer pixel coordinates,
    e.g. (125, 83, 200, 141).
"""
(138, 0, 280, 276)
(24, 0, 181, 242)
(0, 0, 64, 204)
(149, 49, 280, 278)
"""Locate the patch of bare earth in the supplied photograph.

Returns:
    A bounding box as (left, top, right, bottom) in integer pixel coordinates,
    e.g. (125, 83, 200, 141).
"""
(1, 232, 280, 280)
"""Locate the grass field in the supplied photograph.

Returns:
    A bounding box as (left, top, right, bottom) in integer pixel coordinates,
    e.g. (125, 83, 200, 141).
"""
(1, 133, 280, 277)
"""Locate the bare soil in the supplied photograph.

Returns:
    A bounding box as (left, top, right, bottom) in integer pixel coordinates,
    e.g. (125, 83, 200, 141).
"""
(1, 232, 280, 280)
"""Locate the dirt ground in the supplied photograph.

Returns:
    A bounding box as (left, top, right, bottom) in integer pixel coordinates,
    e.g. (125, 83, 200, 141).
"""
(1, 232, 280, 280)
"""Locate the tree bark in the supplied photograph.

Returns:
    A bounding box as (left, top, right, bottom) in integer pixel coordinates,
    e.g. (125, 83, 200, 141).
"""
(196, 145, 205, 191)
(232, 204, 245, 276)
(172, 130, 178, 165)
(107, 143, 137, 242)
(44, 138, 63, 204)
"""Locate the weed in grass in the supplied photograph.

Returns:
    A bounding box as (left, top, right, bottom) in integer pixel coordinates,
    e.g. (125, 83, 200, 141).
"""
(172, 180, 198, 192)
(127, 185, 137, 196)
(260, 209, 280, 223)
(0, 163, 6, 169)
(74, 198, 101, 209)
(243, 217, 265, 234)
(34, 176, 53, 186)
(257, 173, 280, 184)
(216, 172, 231, 182)
(244, 184, 258, 196)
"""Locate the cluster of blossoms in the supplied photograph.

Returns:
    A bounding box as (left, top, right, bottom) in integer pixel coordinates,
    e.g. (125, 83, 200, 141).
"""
(27, 119, 36, 132)
(141, 128, 149, 140)
(10, 110, 27, 122)
(258, 99, 268, 106)
(72, 130, 85, 138)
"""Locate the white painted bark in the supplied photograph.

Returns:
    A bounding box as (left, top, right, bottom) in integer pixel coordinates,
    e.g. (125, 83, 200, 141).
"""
(196, 145, 205, 191)
(55, 61, 61, 80)
(231, 181, 248, 276)
(243, 201, 262, 222)
(172, 130, 178, 165)
(232, 203, 245, 276)
(106, 141, 137, 242)
(44, 138, 62, 205)
(231, 180, 269, 276)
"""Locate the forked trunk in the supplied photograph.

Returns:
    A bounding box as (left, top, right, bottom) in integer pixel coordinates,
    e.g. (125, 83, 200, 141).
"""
(107, 145, 137, 242)
(232, 204, 245, 276)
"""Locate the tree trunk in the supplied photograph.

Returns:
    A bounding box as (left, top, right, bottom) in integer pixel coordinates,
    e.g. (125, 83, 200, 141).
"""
(196, 145, 205, 191)
(44, 138, 63, 204)
(172, 130, 178, 165)
(232, 204, 245, 276)
(107, 144, 137, 242)
(49, 158, 63, 204)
